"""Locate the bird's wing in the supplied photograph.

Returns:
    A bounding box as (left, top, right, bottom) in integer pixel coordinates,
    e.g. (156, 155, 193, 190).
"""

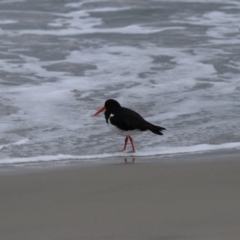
(110, 107, 149, 131)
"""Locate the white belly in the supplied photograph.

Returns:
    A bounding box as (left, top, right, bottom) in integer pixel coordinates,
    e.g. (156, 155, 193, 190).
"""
(108, 115, 142, 137)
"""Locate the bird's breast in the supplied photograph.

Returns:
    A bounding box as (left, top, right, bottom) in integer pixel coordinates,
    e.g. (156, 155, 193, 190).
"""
(107, 114, 142, 136)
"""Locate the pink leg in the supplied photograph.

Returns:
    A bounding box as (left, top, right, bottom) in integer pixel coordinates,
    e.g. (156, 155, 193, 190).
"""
(129, 136, 136, 153)
(122, 136, 129, 151)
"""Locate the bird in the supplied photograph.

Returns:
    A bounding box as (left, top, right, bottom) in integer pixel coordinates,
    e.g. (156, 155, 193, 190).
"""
(93, 99, 166, 152)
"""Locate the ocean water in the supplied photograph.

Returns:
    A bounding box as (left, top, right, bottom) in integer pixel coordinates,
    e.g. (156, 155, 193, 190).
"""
(0, 0, 240, 164)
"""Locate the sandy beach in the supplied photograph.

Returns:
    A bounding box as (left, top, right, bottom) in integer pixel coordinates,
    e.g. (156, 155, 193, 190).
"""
(0, 152, 240, 240)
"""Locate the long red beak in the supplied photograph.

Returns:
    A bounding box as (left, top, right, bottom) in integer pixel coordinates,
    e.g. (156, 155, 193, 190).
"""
(93, 106, 106, 116)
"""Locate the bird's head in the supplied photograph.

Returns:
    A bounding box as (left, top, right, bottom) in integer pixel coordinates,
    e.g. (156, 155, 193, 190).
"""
(93, 99, 121, 116)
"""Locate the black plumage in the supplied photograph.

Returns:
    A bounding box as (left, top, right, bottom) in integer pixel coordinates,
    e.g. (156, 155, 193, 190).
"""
(104, 99, 165, 135)
(94, 99, 166, 152)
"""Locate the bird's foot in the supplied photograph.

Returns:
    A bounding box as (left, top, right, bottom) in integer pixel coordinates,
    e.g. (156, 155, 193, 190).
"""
(119, 150, 136, 153)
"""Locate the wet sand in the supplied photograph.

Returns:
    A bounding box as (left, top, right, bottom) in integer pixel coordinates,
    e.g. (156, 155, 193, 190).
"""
(0, 153, 240, 240)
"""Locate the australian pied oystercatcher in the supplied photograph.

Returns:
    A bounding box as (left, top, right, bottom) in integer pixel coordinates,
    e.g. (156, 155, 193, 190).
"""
(94, 99, 166, 152)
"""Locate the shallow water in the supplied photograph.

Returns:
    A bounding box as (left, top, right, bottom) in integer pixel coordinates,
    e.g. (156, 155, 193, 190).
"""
(0, 0, 240, 164)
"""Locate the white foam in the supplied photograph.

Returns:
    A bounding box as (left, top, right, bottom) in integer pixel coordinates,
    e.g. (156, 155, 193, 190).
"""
(0, 138, 29, 150)
(1, 42, 238, 162)
(170, 6, 240, 45)
(0, 3, 185, 37)
(65, 0, 107, 8)
(142, 142, 240, 156)
(0, 25, 184, 36)
(0, 0, 26, 4)
(1, 142, 240, 165)
(1, 0, 240, 165)
(150, 0, 238, 3)
(0, 20, 18, 24)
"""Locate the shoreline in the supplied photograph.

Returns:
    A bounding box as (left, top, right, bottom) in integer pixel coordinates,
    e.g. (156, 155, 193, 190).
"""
(0, 147, 240, 175)
(0, 150, 240, 240)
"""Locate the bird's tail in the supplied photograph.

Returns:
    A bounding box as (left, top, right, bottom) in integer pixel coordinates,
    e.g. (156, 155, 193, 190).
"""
(148, 124, 166, 135)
